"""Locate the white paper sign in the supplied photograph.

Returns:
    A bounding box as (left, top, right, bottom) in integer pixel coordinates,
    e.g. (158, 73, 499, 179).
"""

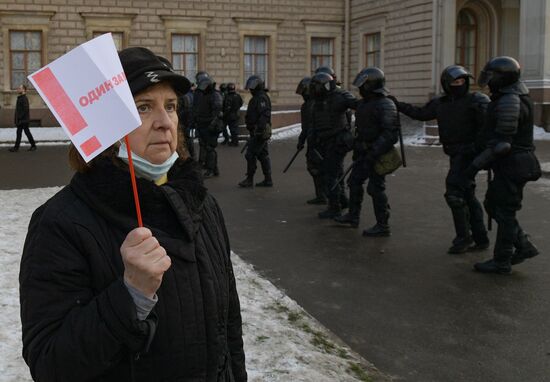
(28, 33, 141, 162)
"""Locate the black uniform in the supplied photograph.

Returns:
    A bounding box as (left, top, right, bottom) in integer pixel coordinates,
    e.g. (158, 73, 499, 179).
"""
(13, 93, 36, 151)
(243, 89, 272, 183)
(343, 94, 399, 231)
(194, 88, 223, 175)
(475, 81, 540, 271)
(178, 90, 195, 159)
(224, 91, 243, 145)
(298, 98, 327, 203)
(395, 91, 490, 250)
(311, 88, 357, 217)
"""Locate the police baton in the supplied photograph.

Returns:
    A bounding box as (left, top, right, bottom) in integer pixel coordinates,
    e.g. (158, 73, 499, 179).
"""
(396, 110, 407, 168)
(283, 147, 303, 173)
(240, 139, 249, 154)
(487, 168, 493, 231)
(331, 160, 355, 192)
(313, 148, 324, 162)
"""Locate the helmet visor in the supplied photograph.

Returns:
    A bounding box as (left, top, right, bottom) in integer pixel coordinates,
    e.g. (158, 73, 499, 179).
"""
(477, 70, 493, 87)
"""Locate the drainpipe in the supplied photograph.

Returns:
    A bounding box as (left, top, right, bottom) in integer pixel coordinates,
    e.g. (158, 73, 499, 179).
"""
(344, 0, 351, 88)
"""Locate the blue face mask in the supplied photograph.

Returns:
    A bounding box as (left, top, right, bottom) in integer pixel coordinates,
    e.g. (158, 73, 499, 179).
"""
(117, 142, 178, 182)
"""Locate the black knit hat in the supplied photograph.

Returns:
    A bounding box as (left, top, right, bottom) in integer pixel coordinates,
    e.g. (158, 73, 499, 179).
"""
(119, 47, 191, 96)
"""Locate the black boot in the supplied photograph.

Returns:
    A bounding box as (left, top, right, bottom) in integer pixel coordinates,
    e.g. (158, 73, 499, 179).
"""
(366, 192, 390, 236)
(363, 223, 391, 237)
(307, 176, 327, 204)
(334, 213, 359, 228)
(318, 208, 341, 219)
(256, 175, 273, 187)
(474, 259, 511, 274)
(334, 184, 362, 228)
(447, 201, 473, 254)
(448, 236, 474, 254)
(511, 230, 539, 265)
(238, 176, 254, 188)
(8, 147, 18, 152)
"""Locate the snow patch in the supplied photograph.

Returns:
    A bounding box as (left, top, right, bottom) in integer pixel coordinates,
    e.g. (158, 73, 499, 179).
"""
(0, 187, 377, 382)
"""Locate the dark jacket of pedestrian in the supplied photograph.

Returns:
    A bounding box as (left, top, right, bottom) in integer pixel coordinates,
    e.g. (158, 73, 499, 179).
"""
(223, 92, 243, 123)
(15, 93, 30, 126)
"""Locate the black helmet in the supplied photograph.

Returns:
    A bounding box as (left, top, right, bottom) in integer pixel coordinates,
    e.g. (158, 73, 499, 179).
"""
(220, 83, 228, 92)
(197, 76, 214, 91)
(295, 76, 311, 96)
(245, 75, 265, 91)
(227, 82, 236, 92)
(310, 72, 335, 98)
(353, 67, 386, 95)
(195, 71, 210, 84)
(478, 56, 521, 91)
(315, 66, 337, 80)
(440, 65, 473, 96)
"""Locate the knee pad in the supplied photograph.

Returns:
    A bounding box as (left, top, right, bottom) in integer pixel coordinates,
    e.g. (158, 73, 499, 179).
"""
(445, 193, 466, 209)
(366, 182, 383, 197)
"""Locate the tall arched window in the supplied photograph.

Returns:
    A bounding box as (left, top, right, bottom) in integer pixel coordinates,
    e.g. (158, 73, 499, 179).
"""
(456, 9, 477, 76)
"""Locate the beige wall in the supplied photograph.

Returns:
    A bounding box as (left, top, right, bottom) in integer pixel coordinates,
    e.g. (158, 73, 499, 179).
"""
(349, 0, 434, 104)
(0, 0, 344, 126)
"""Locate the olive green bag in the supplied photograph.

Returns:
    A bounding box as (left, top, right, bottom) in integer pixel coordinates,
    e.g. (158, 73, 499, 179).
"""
(374, 146, 403, 176)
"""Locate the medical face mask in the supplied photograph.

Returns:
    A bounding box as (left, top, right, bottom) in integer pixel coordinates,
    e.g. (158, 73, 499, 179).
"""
(117, 142, 178, 182)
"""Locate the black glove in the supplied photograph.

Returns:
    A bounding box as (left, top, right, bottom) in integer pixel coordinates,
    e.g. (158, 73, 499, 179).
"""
(297, 141, 305, 151)
(459, 165, 478, 188)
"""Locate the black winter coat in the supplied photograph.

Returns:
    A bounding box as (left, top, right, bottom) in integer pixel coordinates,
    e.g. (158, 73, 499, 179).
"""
(15, 93, 30, 126)
(20, 157, 247, 382)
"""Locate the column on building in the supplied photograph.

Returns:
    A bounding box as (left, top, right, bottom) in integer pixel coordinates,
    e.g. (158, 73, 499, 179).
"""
(519, 0, 550, 130)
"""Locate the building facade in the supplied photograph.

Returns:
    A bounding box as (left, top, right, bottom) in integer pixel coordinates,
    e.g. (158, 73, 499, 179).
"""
(0, 0, 549, 129)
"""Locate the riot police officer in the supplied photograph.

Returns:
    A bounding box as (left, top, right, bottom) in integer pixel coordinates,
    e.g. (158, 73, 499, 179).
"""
(178, 83, 196, 159)
(335, 68, 398, 236)
(224, 83, 244, 146)
(309, 72, 357, 218)
(219, 83, 231, 145)
(296, 76, 326, 204)
(239, 75, 273, 187)
(194, 76, 223, 177)
(469, 57, 541, 274)
(390, 65, 490, 253)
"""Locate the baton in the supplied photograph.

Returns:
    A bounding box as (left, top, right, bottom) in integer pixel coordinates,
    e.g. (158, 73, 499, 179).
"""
(283, 147, 303, 173)
(331, 161, 355, 192)
(240, 140, 249, 154)
(396, 109, 407, 167)
(313, 148, 324, 162)
(487, 168, 493, 231)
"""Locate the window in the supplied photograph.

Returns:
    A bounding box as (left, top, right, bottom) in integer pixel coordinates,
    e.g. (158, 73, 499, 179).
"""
(171, 34, 199, 79)
(364, 32, 381, 67)
(244, 36, 268, 86)
(93, 31, 124, 50)
(456, 9, 477, 77)
(10, 31, 42, 89)
(311, 37, 334, 74)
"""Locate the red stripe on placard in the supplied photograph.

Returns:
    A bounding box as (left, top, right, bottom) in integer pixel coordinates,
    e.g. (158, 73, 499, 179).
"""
(32, 68, 88, 136)
(80, 136, 101, 156)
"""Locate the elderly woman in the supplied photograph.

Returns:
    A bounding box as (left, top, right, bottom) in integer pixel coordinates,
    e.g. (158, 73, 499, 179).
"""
(19, 47, 247, 382)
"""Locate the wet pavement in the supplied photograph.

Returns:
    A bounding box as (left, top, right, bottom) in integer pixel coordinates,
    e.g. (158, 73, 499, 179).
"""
(1, 139, 550, 382)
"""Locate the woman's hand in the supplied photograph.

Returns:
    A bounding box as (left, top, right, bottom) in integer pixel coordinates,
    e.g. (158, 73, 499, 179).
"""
(121, 227, 171, 299)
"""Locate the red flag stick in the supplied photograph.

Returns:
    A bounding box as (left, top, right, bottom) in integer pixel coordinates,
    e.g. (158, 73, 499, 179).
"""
(124, 135, 143, 227)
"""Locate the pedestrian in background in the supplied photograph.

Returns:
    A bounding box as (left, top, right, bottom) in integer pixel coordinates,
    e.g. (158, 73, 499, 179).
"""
(9, 84, 36, 152)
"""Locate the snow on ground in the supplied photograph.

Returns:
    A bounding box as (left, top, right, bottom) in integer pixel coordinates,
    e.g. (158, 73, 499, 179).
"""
(0, 187, 381, 382)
